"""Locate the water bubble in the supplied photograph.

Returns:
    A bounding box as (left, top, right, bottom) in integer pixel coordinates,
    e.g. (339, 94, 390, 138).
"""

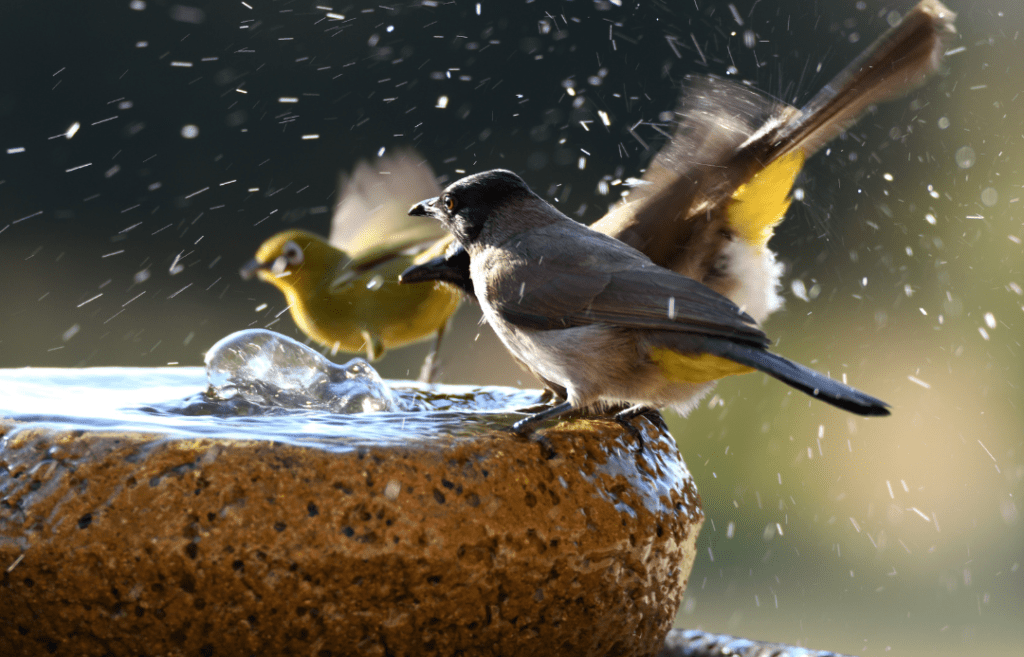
(955, 146, 976, 169)
(204, 329, 398, 413)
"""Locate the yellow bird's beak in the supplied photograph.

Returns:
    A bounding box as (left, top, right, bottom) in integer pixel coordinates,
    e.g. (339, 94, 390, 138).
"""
(239, 258, 268, 281)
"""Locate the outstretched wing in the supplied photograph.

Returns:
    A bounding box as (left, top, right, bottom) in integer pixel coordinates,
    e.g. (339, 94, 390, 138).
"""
(330, 147, 447, 260)
(485, 225, 769, 348)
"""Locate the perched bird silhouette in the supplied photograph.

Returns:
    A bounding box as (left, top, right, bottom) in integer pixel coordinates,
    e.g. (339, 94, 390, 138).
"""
(410, 170, 890, 434)
(402, 0, 954, 427)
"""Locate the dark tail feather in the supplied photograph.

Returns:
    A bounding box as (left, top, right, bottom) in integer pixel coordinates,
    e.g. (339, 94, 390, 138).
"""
(715, 342, 891, 417)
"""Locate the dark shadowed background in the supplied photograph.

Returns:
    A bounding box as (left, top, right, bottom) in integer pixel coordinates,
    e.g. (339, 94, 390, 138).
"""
(1, 1, 1020, 654)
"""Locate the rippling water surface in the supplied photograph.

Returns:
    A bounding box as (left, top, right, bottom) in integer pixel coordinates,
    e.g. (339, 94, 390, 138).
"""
(0, 367, 545, 443)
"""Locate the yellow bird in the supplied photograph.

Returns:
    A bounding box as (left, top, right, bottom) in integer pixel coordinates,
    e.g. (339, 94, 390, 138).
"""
(241, 149, 461, 381)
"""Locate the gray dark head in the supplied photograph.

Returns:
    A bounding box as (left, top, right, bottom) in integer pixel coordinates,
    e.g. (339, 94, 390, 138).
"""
(408, 169, 540, 247)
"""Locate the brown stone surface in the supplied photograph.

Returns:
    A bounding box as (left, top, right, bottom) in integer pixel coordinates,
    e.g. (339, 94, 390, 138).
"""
(0, 416, 702, 657)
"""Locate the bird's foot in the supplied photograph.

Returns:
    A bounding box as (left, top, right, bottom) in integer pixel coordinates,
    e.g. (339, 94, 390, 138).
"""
(510, 401, 574, 435)
(612, 405, 664, 454)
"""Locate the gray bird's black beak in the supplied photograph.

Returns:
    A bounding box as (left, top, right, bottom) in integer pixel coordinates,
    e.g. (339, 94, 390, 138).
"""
(239, 258, 268, 280)
(399, 245, 475, 296)
(408, 197, 438, 217)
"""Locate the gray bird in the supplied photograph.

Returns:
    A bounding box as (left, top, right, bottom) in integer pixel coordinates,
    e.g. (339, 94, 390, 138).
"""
(401, 0, 957, 317)
(408, 170, 890, 434)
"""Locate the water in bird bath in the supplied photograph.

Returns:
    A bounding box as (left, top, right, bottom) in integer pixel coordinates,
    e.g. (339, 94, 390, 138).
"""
(0, 329, 544, 445)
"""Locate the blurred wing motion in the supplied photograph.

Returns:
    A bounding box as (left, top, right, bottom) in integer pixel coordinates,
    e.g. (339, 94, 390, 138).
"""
(330, 147, 453, 266)
(593, 0, 956, 319)
(403, 0, 957, 330)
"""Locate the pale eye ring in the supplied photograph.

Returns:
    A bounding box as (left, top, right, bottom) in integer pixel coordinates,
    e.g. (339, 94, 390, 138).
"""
(282, 240, 304, 266)
(443, 194, 457, 212)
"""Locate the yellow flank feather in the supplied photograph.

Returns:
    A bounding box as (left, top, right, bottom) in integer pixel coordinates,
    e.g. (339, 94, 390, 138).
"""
(650, 347, 754, 384)
(727, 150, 806, 248)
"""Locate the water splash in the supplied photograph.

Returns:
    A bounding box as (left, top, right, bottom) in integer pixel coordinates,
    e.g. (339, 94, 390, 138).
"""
(204, 329, 398, 413)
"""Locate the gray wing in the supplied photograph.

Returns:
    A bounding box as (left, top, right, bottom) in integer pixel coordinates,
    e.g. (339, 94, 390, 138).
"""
(487, 226, 769, 347)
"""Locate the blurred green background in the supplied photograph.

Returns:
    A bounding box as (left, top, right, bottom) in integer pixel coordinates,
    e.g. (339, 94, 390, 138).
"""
(0, 0, 1020, 655)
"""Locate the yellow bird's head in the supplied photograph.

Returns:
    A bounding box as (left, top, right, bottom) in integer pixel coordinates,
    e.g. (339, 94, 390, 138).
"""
(240, 229, 346, 298)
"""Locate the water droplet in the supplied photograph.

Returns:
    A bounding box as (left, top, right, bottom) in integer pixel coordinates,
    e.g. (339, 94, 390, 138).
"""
(980, 187, 998, 206)
(181, 124, 199, 139)
(955, 146, 976, 169)
(791, 279, 809, 302)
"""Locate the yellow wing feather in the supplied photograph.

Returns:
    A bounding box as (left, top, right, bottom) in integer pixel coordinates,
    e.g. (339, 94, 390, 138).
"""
(727, 150, 805, 249)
